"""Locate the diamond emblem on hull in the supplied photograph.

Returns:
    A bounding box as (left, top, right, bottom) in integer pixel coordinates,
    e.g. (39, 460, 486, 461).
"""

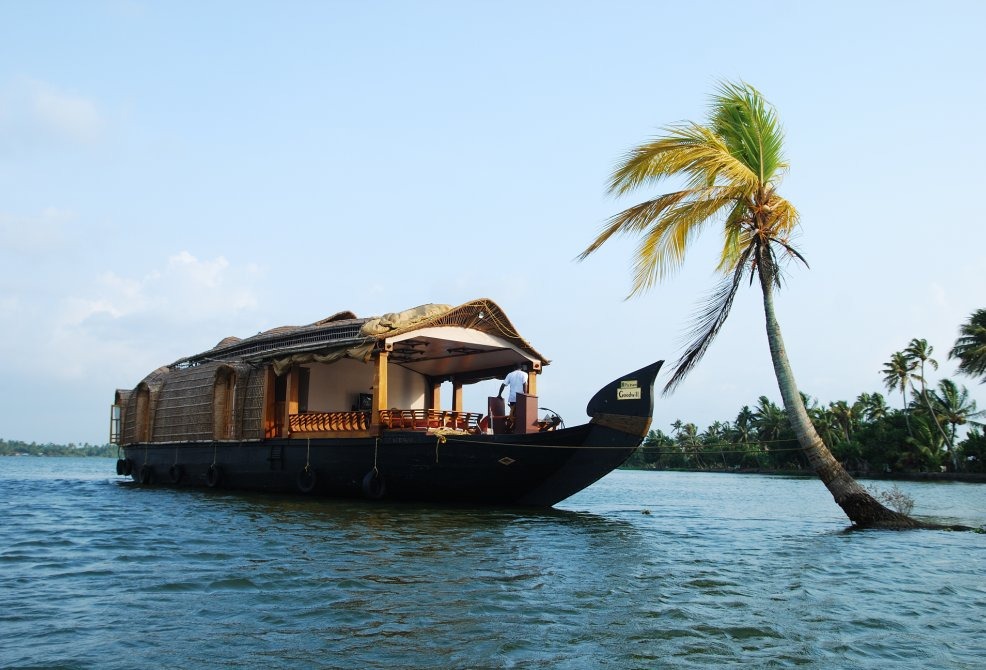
(498, 456, 515, 466)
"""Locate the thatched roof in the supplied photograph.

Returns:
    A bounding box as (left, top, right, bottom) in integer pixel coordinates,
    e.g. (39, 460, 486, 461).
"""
(169, 299, 547, 374)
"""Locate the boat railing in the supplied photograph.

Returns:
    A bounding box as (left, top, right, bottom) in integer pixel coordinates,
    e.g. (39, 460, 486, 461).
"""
(287, 409, 484, 434)
(289, 410, 371, 433)
(378, 409, 483, 432)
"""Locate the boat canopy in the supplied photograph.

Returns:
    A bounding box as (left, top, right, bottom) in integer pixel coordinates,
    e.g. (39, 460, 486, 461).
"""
(169, 298, 548, 383)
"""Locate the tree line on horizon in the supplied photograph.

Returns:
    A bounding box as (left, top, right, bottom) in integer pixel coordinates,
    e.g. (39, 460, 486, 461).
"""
(625, 315, 986, 474)
(0, 439, 116, 458)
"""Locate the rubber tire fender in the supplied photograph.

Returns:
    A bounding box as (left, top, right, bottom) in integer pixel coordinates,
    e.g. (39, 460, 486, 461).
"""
(168, 464, 184, 485)
(361, 469, 386, 500)
(138, 465, 154, 485)
(206, 464, 223, 488)
(123, 459, 134, 477)
(297, 465, 317, 494)
(116, 459, 126, 476)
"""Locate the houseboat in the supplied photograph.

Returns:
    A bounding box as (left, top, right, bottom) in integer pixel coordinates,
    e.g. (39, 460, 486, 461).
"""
(111, 299, 662, 506)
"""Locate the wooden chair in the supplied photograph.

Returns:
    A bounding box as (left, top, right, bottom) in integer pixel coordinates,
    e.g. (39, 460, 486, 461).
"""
(488, 396, 510, 434)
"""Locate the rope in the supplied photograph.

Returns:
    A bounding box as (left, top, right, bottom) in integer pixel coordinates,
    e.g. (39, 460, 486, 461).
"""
(634, 445, 807, 456)
(442, 436, 638, 450)
(211, 444, 217, 467)
(372, 438, 379, 475)
(438, 436, 809, 454)
(305, 438, 311, 468)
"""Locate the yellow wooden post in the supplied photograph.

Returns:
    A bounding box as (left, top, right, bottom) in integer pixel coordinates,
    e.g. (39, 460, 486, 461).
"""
(371, 350, 389, 429)
(430, 382, 442, 411)
(527, 367, 537, 397)
(263, 367, 277, 438)
(285, 365, 300, 434)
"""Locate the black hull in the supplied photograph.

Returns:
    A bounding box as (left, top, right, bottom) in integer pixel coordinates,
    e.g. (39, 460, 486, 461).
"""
(123, 424, 636, 507)
(118, 361, 663, 507)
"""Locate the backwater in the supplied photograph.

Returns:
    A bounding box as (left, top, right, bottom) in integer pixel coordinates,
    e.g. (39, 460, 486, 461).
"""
(1, 457, 983, 669)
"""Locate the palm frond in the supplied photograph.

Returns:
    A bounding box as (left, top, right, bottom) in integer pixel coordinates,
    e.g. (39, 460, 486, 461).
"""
(626, 188, 737, 295)
(577, 191, 690, 261)
(764, 196, 800, 238)
(663, 245, 753, 394)
(711, 81, 787, 185)
(949, 309, 986, 382)
(771, 236, 809, 269)
(716, 201, 751, 273)
(607, 123, 759, 197)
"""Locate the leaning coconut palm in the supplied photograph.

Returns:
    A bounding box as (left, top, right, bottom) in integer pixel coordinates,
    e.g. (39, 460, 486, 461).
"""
(950, 309, 986, 384)
(580, 81, 918, 528)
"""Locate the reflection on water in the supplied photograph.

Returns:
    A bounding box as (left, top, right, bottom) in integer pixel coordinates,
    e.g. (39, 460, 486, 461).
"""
(1, 458, 983, 669)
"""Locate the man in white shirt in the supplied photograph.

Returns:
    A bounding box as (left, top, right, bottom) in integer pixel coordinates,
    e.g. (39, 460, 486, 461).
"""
(498, 364, 529, 408)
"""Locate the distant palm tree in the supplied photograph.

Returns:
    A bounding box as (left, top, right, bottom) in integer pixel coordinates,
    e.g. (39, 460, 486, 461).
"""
(579, 81, 916, 527)
(882, 351, 918, 436)
(702, 420, 730, 467)
(828, 400, 856, 444)
(674, 421, 705, 468)
(903, 415, 945, 472)
(950, 309, 986, 383)
(854, 392, 888, 424)
(752, 395, 787, 444)
(928, 379, 986, 471)
(904, 338, 951, 450)
(732, 405, 755, 445)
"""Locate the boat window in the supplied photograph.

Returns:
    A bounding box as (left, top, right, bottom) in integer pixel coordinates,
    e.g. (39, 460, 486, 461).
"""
(109, 404, 121, 445)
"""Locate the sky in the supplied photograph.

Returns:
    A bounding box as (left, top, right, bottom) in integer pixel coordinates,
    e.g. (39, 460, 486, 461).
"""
(1, 1, 984, 445)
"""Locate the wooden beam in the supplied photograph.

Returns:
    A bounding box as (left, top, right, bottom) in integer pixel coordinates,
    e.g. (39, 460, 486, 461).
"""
(527, 368, 537, 397)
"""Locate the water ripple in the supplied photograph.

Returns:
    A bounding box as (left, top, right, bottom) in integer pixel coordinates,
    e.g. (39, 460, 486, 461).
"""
(1, 459, 984, 669)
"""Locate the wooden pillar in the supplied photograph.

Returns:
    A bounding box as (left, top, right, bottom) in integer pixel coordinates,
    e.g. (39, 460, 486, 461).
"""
(527, 368, 537, 397)
(284, 365, 299, 434)
(371, 350, 389, 429)
(452, 381, 463, 412)
(430, 382, 442, 411)
(263, 367, 277, 438)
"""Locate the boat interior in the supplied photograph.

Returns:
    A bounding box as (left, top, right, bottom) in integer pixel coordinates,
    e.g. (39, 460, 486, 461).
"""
(268, 326, 551, 438)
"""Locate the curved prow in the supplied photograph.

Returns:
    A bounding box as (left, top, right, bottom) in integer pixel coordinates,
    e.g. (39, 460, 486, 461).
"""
(586, 360, 664, 438)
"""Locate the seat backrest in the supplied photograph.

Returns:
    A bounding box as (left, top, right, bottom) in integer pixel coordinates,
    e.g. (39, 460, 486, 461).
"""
(488, 396, 509, 434)
(488, 396, 506, 417)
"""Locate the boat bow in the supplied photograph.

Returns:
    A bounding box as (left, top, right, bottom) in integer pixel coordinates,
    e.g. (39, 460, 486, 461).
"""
(586, 360, 664, 438)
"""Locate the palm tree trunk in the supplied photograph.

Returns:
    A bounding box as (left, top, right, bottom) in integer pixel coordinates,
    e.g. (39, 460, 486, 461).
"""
(902, 388, 912, 437)
(759, 280, 919, 528)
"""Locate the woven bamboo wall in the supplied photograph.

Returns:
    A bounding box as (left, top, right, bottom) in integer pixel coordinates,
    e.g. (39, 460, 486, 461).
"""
(120, 362, 267, 444)
(240, 367, 266, 441)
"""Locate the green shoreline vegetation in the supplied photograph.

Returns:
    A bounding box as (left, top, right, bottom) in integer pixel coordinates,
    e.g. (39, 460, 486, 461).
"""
(624, 331, 986, 478)
(1, 439, 117, 458)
